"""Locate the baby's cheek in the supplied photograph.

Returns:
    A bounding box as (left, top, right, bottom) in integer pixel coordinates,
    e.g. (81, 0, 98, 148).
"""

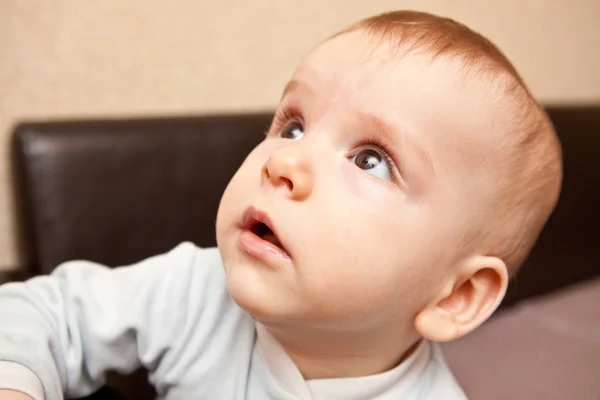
(228, 146, 270, 189)
(313, 257, 418, 322)
(339, 166, 399, 213)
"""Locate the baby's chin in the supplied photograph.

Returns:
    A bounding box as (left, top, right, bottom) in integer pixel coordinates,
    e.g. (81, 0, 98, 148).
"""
(224, 257, 294, 321)
(224, 259, 332, 327)
(225, 265, 374, 330)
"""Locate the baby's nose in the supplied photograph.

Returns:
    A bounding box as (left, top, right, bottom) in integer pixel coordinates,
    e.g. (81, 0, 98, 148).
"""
(261, 144, 314, 200)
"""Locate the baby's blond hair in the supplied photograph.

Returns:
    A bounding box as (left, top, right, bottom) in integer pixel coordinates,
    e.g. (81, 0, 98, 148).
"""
(338, 11, 563, 276)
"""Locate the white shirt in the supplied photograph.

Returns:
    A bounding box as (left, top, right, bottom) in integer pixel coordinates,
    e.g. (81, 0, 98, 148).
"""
(0, 243, 467, 399)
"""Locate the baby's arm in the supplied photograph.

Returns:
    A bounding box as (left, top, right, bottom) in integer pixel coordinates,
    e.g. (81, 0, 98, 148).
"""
(0, 242, 201, 400)
(0, 390, 34, 400)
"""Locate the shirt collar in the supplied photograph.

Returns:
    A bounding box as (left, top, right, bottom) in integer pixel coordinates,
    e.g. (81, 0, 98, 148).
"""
(255, 323, 431, 400)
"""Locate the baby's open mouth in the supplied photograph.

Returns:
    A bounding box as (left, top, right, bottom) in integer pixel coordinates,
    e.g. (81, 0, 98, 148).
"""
(241, 206, 291, 259)
(251, 222, 284, 250)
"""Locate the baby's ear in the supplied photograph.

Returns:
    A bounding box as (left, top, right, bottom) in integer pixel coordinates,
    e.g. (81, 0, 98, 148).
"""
(414, 256, 508, 342)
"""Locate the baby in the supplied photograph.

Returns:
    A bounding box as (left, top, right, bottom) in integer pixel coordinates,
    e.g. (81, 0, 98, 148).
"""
(0, 10, 562, 400)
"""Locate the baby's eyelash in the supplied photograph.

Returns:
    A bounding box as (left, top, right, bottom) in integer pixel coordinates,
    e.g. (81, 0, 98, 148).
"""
(269, 106, 302, 135)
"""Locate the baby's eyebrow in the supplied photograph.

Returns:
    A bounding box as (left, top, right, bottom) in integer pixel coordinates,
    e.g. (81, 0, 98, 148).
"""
(280, 79, 313, 101)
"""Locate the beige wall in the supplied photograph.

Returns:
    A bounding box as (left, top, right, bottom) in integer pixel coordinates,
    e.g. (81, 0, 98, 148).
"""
(1, 0, 599, 269)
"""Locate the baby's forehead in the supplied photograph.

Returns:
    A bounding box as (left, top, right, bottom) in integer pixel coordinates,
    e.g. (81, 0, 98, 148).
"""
(298, 30, 460, 87)
(293, 30, 496, 120)
(288, 31, 507, 166)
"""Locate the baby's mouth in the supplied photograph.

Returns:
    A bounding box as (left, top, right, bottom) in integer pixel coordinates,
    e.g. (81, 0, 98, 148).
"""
(241, 206, 291, 259)
(252, 222, 284, 250)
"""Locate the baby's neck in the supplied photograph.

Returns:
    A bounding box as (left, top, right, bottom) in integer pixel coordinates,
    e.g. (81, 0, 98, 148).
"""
(262, 322, 421, 380)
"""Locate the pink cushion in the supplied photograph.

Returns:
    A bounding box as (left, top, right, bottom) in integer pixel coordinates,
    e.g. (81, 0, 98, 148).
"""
(441, 278, 600, 399)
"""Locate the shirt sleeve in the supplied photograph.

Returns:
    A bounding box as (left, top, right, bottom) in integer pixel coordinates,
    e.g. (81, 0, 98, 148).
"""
(0, 361, 44, 399)
(0, 242, 203, 400)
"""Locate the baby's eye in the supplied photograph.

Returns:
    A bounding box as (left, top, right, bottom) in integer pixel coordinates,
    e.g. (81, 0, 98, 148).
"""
(350, 148, 392, 181)
(279, 122, 304, 140)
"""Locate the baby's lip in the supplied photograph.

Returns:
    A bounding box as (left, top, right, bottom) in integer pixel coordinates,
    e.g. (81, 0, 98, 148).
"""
(241, 206, 290, 257)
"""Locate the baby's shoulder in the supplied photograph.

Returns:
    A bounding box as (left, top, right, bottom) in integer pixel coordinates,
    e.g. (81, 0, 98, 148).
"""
(161, 243, 254, 361)
(167, 242, 244, 319)
(166, 241, 228, 290)
(161, 242, 224, 276)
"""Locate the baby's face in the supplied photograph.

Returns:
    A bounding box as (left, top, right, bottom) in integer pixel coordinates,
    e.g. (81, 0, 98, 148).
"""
(216, 30, 503, 330)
